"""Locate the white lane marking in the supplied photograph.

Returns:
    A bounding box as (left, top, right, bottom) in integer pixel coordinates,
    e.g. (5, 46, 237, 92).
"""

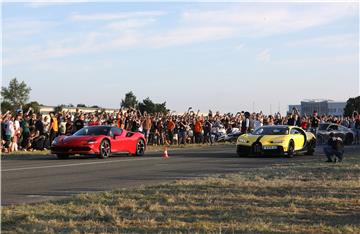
(2, 157, 160, 172)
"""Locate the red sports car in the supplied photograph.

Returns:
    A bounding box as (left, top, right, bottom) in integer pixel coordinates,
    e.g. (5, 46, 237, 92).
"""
(51, 126, 146, 159)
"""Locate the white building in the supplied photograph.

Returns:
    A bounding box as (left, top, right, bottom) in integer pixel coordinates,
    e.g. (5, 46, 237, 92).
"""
(288, 100, 346, 116)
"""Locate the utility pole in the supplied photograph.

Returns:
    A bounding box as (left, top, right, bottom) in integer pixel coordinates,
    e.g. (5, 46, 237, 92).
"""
(252, 102, 255, 113)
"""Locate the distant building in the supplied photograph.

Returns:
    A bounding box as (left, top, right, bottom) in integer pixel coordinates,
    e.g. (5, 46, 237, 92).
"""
(289, 99, 346, 116)
(288, 105, 301, 114)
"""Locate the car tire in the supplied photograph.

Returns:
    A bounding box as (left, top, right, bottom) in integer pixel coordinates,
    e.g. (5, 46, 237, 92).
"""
(236, 146, 248, 157)
(134, 139, 145, 156)
(344, 134, 353, 145)
(305, 139, 316, 155)
(98, 140, 111, 159)
(57, 154, 69, 159)
(287, 141, 295, 158)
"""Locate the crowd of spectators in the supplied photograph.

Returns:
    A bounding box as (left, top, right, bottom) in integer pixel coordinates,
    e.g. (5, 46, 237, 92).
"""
(1, 107, 360, 153)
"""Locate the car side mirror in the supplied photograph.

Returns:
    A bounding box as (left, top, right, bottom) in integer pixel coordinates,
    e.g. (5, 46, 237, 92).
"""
(114, 133, 121, 138)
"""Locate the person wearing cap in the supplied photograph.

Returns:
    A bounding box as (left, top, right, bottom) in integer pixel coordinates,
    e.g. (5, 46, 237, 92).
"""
(324, 132, 344, 163)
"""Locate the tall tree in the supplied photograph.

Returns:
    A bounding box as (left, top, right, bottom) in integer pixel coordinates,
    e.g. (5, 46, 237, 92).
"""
(1, 78, 32, 110)
(121, 91, 138, 109)
(138, 97, 169, 114)
(23, 101, 41, 114)
(344, 96, 360, 117)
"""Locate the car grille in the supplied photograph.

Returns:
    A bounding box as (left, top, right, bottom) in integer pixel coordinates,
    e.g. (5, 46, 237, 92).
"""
(51, 146, 91, 152)
(252, 143, 262, 155)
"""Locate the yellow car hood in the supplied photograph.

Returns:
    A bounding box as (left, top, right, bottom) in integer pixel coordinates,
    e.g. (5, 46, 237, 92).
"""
(238, 134, 289, 144)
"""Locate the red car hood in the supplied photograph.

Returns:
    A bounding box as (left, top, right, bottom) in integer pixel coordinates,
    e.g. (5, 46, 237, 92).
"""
(58, 135, 102, 145)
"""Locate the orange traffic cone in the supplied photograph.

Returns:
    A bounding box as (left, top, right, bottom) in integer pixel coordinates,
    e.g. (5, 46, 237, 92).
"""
(163, 147, 169, 159)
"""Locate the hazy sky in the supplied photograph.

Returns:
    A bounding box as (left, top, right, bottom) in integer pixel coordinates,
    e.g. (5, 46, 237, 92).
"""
(2, 1, 359, 114)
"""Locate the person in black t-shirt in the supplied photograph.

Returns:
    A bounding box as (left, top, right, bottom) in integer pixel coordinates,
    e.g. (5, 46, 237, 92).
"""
(74, 115, 85, 132)
(65, 118, 73, 135)
(310, 111, 320, 133)
(203, 117, 213, 145)
(35, 115, 44, 135)
(178, 118, 187, 145)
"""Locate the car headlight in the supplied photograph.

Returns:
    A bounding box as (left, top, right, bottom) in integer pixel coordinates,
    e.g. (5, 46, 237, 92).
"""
(85, 139, 97, 144)
(52, 138, 58, 145)
(271, 140, 283, 143)
(238, 138, 247, 143)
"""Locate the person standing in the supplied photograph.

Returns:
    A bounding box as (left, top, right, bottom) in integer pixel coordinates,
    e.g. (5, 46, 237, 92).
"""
(143, 114, 152, 141)
(241, 112, 250, 133)
(74, 114, 85, 132)
(167, 117, 175, 145)
(5, 114, 15, 152)
(42, 116, 50, 149)
(49, 112, 59, 144)
(253, 114, 263, 130)
(21, 115, 31, 150)
(178, 118, 187, 145)
(203, 117, 213, 145)
(310, 111, 320, 134)
(194, 117, 203, 144)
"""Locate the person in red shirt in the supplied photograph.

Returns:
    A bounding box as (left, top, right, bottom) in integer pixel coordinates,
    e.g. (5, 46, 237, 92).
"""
(300, 116, 309, 130)
(194, 117, 203, 143)
(88, 116, 99, 126)
(167, 117, 175, 145)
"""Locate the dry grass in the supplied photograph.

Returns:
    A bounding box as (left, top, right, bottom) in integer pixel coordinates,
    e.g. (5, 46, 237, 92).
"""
(2, 151, 360, 233)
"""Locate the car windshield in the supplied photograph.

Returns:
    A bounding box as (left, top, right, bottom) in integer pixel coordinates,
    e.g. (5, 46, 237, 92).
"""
(252, 127, 289, 135)
(318, 124, 330, 131)
(74, 127, 110, 136)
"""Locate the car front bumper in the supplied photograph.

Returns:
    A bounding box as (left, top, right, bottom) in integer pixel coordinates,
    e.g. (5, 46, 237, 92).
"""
(51, 144, 98, 155)
(236, 144, 285, 156)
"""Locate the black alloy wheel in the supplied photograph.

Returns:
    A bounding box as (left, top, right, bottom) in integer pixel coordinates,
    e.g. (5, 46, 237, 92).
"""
(98, 140, 111, 159)
(287, 141, 295, 158)
(305, 140, 316, 155)
(135, 139, 145, 156)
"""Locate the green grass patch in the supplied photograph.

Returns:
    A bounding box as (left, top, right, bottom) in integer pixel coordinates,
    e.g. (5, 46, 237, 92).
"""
(2, 150, 360, 233)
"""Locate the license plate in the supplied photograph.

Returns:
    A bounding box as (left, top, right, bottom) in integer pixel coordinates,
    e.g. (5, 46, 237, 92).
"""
(263, 146, 277, 150)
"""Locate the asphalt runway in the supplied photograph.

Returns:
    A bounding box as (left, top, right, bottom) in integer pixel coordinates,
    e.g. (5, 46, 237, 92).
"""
(2, 144, 323, 205)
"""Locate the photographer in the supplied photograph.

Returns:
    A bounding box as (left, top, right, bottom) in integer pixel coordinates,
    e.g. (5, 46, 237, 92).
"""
(324, 132, 344, 163)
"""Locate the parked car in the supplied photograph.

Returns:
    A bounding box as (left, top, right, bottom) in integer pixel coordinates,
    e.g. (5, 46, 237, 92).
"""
(317, 123, 354, 145)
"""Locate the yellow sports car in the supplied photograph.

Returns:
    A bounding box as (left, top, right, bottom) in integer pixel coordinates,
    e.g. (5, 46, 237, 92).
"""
(236, 125, 316, 157)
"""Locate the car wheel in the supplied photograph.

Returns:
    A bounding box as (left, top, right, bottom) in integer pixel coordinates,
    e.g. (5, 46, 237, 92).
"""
(287, 141, 295, 158)
(344, 134, 353, 145)
(236, 146, 248, 157)
(305, 140, 316, 155)
(57, 154, 69, 159)
(98, 140, 111, 159)
(135, 139, 145, 156)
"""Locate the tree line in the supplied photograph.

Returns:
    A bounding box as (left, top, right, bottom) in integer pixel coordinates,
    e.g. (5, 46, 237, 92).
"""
(1, 78, 169, 114)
